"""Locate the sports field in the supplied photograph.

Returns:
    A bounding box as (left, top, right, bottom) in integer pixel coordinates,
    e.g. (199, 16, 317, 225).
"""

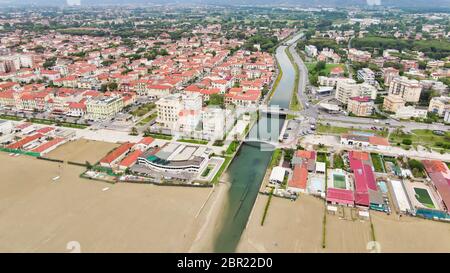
(333, 174, 346, 189)
(414, 188, 435, 209)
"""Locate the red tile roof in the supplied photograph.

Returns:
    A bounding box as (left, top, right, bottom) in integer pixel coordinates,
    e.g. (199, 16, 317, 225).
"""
(289, 163, 308, 190)
(100, 142, 134, 164)
(138, 137, 154, 145)
(326, 188, 354, 205)
(7, 133, 43, 150)
(31, 138, 65, 153)
(119, 149, 143, 168)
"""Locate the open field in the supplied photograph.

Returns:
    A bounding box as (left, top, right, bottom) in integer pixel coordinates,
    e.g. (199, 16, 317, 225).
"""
(317, 124, 388, 137)
(389, 129, 450, 150)
(237, 194, 325, 252)
(371, 212, 450, 253)
(0, 149, 211, 252)
(46, 139, 119, 163)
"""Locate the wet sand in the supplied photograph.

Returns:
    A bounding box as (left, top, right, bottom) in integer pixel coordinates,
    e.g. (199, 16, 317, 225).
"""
(0, 151, 212, 252)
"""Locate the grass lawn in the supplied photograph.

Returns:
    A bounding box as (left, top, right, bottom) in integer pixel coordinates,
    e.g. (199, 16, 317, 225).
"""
(333, 153, 345, 169)
(317, 123, 388, 137)
(131, 102, 156, 117)
(0, 115, 23, 121)
(226, 140, 240, 155)
(414, 188, 435, 209)
(389, 129, 450, 150)
(145, 133, 172, 140)
(269, 148, 282, 169)
(137, 112, 157, 126)
(305, 62, 346, 75)
(201, 165, 213, 177)
(317, 152, 328, 163)
(211, 156, 232, 184)
(57, 122, 88, 129)
(27, 118, 54, 125)
(370, 153, 385, 173)
(178, 138, 208, 145)
(285, 47, 302, 112)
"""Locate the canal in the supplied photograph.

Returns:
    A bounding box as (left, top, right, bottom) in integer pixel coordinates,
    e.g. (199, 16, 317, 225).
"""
(213, 33, 303, 252)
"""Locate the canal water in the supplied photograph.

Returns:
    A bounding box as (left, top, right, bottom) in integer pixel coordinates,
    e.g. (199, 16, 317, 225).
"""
(213, 34, 302, 252)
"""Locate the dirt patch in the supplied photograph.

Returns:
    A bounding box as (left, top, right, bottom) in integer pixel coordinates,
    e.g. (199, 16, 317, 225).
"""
(46, 139, 119, 164)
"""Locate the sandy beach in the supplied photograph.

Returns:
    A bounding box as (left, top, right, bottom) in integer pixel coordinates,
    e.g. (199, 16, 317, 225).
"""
(46, 139, 119, 163)
(0, 147, 214, 252)
(236, 190, 450, 253)
(237, 194, 325, 252)
(371, 211, 450, 253)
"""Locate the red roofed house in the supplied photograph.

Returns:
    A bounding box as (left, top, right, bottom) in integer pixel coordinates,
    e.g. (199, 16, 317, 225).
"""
(422, 160, 450, 212)
(99, 142, 134, 168)
(327, 188, 355, 206)
(31, 137, 65, 154)
(134, 137, 155, 151)
(7, 133, 44, 150)
(119, 149, 143, 170)
(288, 163, 309, 193)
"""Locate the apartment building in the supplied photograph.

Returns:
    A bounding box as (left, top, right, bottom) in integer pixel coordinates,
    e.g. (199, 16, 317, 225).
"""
(86, 96, 124, 121)
(357, 68, 376, 85)
(156, 93, 202, 130)
(202, 106, 229, 141)
(347, 96, 374, 117)
(335, 79, 377, 104)
(382, 67, 399, 87)
(388, 76, 422, 103)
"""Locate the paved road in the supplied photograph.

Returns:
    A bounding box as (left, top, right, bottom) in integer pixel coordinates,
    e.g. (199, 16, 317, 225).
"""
(283, 40, 450, 133)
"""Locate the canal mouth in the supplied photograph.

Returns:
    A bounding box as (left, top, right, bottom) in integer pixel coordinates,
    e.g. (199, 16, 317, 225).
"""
(212, 34, 302, 253)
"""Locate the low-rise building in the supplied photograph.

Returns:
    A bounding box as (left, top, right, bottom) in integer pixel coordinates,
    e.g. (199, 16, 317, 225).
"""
(394, 106, 427, 120)
(428, 96, 450, 117)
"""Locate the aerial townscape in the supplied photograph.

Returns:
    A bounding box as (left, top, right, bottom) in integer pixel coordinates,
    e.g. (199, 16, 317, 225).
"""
(0, 0, 449, 254)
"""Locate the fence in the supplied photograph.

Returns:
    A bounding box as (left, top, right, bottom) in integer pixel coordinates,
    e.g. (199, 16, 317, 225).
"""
(0, 147, 40, 157)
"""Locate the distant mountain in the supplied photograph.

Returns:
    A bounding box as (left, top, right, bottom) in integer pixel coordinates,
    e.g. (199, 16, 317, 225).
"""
(1, 0, 450, 8)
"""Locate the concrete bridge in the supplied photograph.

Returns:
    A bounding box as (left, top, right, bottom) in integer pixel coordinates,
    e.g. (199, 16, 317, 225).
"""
(243, 138, 280, 149)
(258, 106, 302, 117)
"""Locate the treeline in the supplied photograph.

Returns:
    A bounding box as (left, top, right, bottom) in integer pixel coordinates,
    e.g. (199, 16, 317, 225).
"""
(243, 34, 278, 53)
(352, 36, 450, 60)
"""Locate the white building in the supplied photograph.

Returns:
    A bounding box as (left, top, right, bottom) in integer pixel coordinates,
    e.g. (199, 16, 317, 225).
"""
(201, 106, 232, 141)
(394, 106, 427, 120)
(305, 45, 318, 57)
(156, 92, 202, 133)
(428, 96, 450, 117)
(357, 68, 376, 85)
(335, 79, 377, 104)
(269, 166, 286, 185)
